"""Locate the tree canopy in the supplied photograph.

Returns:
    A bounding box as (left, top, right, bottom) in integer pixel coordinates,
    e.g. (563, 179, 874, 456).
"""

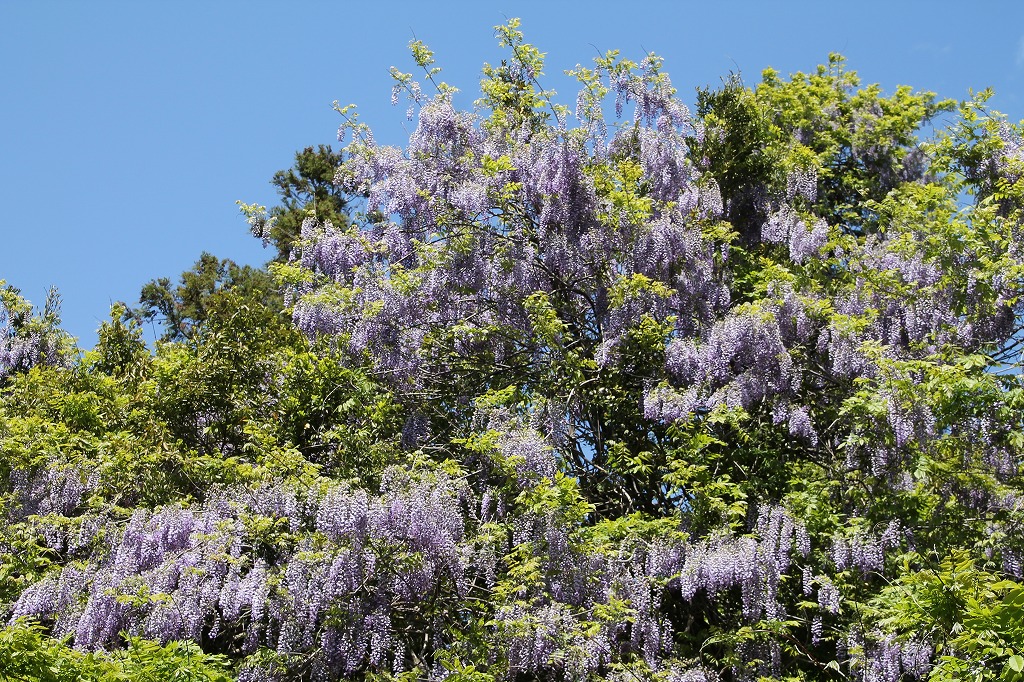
(3, 20, 1024, 682)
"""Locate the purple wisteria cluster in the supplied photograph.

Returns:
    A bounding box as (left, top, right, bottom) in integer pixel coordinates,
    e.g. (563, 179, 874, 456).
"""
(0, 288, 66, 381)
(290, 32, 1023, 483)
(675, 506, 808, 622)
(6, 458, 842, 681)
(761, 203, 829, 265)
(10, 470, 472, 678)
(293, 59, 1024, 476)
(996, 122, 1024, 182)
(844, 629, 933, 682)
(290, 49, 729, 399)
(9, 465, 93, 519)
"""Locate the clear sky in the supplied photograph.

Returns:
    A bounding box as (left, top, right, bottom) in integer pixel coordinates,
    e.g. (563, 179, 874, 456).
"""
(2, 1, 1023, 349)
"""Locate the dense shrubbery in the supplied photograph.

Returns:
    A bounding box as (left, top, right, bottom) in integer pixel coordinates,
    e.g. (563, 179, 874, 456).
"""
(3, 20, 1024, 681)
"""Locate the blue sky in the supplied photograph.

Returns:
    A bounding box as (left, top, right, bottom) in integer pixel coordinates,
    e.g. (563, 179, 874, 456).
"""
(2, 1, 1022, 348)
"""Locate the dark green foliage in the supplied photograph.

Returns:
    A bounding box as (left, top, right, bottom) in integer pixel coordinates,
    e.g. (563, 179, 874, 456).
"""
(267, 145, 351, 260)
(130, 253, 283, 343)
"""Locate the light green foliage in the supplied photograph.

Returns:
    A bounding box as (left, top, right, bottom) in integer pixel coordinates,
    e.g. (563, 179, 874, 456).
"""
(0, 620, 232, 682)
(478, 18, 564, 131)
(129, 252, 283, 343)
(868, 553, 1024, 682)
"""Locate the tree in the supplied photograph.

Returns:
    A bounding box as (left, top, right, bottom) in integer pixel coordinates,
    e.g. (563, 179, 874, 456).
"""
(129, 145, 351, 342)
(265, 144, 352, 261)
(129, 253, 281, 343)
(4, 20, 1024, 682)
